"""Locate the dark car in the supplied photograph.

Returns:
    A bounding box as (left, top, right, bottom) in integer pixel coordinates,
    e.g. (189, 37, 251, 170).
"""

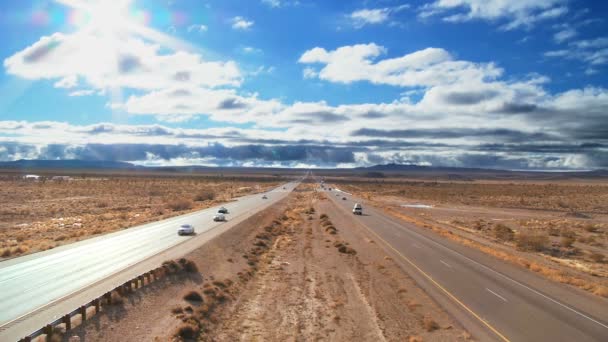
(218, 206, 228, 214)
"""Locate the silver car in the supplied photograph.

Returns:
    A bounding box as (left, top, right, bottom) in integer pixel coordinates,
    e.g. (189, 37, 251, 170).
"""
(213, 213, 226, 222)
(178, 224, 195, 235)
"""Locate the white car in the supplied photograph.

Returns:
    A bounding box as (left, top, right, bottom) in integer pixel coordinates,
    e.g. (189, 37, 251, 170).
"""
(178, 224, 195, 235)
(213, 213, 226, 222)
(353, 203, 363, 215)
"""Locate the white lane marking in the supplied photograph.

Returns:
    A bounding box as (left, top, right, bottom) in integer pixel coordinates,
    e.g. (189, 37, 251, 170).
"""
(487, 288, 508, 302)
(440, 260, 452, 268)
(373, 211, 608, 330)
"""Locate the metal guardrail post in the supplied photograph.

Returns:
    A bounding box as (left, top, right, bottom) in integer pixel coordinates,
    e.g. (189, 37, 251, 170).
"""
(63, 314, 71, 330)
(43, 325, 53, 341)
(79, 305, 87, 321)
(94, 298, 101, 313)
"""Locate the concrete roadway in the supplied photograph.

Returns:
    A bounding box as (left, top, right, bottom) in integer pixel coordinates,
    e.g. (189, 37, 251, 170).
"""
(325, 187, 608, 342)
(0, 181, 299, 341)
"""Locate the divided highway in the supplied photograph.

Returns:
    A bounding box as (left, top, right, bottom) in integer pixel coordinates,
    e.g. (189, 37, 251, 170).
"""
(0, 181, 299, 341)
(325, 186, 608, 342)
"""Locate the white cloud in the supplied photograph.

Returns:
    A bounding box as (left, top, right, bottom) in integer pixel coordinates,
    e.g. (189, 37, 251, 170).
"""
(545, 38, 608, 66)
(350, 8, 391, 26)
(241, 46, 262, 55)
(187, 24, 208, 33)
(553, 28, 577, 43)
(299, 43, 502, 87)
(54, 75, 78, 89)
(4, 32, 242, 92)
(69, 89, 96, 96)
(231, 16, 254, 30)
(302, 67, 317, 79)
(420, 0, 568, 30)
(261, 0, 281, 8)
(348, 5, 410, 28)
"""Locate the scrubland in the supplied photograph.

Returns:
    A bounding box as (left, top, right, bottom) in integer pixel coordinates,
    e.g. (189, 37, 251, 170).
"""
(341, 180, 608, 297)
(0, 175, 278, 258)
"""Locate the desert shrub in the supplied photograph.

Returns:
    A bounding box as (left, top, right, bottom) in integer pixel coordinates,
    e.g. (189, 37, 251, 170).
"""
(184, 290, 203, 302)
(493, 224, 514, 241)
(561, 229, 577, 239)
(193, 190, 215, 202)
(548, 227, 560, 236)
(423, 316, 440, 332)
(516, 233, 548, 252)
(110, 291, 124, 305)
(590, 253, 605, 263)
(560, 236, 575, 248)
(320, 214, 328, 219)
(178, 258, 199, 273)
(1, 248, 11, 257)
(167, 199, 193, 211)
(584, 224, 599, 233)
(174, 323, 199, 340)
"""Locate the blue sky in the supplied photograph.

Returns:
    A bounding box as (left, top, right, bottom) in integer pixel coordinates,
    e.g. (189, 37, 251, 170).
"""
(0, 0, 607, 169)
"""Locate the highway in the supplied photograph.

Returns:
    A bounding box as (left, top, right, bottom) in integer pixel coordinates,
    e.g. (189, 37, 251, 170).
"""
(0, 181, 298, 341)
(325, 186, 608, 342)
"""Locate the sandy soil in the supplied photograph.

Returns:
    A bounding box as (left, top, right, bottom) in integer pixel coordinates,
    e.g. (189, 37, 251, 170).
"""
(0, 176, 278, 258)
(339, 180, 608, 298)
(64, 186, 470, 342)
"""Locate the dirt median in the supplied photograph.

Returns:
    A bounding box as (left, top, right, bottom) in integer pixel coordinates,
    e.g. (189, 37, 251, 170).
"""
(63, 185, 470, 341)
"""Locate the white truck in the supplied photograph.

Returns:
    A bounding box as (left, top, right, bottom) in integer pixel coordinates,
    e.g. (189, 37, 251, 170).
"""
(352, 203, 362, 215)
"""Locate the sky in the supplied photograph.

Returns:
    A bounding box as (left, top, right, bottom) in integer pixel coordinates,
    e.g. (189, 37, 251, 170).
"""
(0, 0, 607, 169)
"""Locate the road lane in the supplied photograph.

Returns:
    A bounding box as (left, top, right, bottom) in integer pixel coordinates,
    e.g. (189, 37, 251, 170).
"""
(0, 181, 299, 340)
(325, 187, 608, 342)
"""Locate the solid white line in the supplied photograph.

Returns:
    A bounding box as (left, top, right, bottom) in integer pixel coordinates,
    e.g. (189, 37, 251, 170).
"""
(487, 288, 508, 302)
(375, 211, 608, 330)
(440, 260, 452, 268)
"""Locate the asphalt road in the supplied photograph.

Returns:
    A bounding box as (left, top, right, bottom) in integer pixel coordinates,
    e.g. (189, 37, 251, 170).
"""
(325, 187, 608, 342)
(0, 181, 299, 341)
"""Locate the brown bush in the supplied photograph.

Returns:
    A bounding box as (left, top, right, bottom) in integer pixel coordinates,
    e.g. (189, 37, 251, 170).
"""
(182, 259, 199, 273)
(174, 323, 199, 340)
(584, 224, 599, 233)
(320, 214, 328, 219)
(110, 291, 124, 305)
(516, 233, 548, 252)
(561, 229, 577, 239)
(560, 236, 575, 248)
(193, 190, 215, 202)
(493, 224, 514, 241)
(590, 253, 605, 263)
(423, 316, 440, 332)
(184, 290, 203, 302)
(167, 199, 193, 211)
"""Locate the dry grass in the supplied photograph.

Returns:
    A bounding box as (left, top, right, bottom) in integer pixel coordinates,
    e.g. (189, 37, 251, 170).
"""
(0, 176, 278, 258)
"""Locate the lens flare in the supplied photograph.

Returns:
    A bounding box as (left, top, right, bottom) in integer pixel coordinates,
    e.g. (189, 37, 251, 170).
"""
(132, 9, 151, 26)
(30, 10, 49, 26)
(172, 11, 188, 26)
(68, 9, 91, 27)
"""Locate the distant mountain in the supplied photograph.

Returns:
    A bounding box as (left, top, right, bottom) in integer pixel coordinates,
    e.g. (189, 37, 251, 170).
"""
(356, 163, 505, 173)
(0, 159, 138, 169)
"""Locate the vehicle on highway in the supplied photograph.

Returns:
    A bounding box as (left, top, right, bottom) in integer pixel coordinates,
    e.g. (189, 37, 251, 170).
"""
(217, 206, 228, 214)
(353, 203, 362, 215)
(283, 186, 286, 189)
(213, 213, 226, 222)
(177, 224, 195, 235)
(262, 194, 268, 199)
(342, 197, 347, 200)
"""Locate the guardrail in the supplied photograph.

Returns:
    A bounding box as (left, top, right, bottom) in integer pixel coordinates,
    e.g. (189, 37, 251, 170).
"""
(18, 263, 178, 342)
